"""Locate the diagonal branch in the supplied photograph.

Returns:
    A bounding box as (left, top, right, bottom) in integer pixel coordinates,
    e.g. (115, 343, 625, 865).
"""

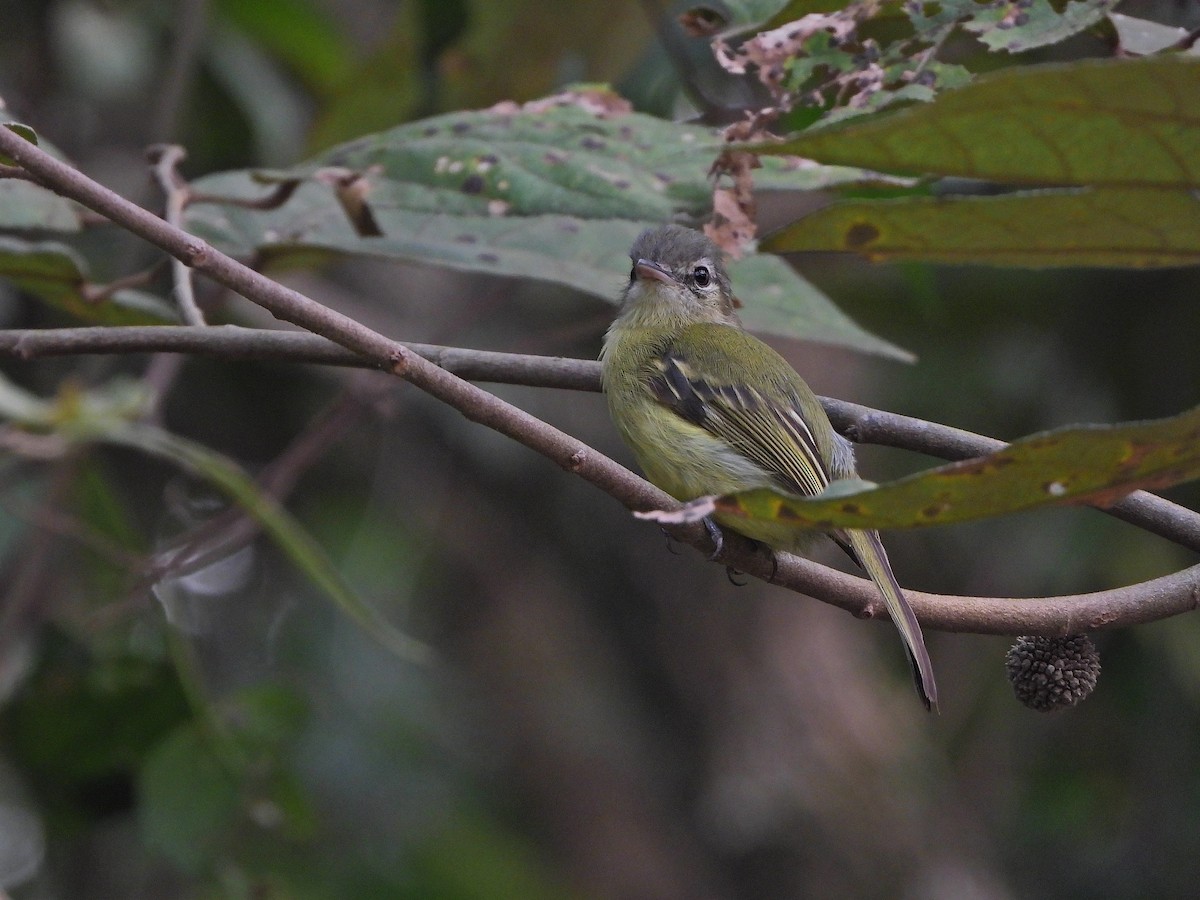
(1, 125, 1198, 637)
(3, 324, 1198, 553)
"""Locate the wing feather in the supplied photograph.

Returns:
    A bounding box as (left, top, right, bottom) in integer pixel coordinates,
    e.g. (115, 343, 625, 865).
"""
(647, 350, 830, 498)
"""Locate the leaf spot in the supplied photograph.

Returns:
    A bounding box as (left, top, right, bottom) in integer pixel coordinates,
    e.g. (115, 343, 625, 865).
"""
(921, 502, 949, 519)
(845, 222, 880, 249)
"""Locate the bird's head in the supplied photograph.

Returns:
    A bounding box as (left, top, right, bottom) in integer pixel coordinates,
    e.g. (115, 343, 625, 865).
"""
(618, 225, 740, 328)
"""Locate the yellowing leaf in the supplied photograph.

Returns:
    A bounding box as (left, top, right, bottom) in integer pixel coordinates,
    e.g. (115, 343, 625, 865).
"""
(703, 403, 1200, 531)
(763, 187, 1200, 266)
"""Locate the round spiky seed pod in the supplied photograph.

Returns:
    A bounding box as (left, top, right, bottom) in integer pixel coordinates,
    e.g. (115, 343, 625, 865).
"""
(1005, 634, 1100, 711)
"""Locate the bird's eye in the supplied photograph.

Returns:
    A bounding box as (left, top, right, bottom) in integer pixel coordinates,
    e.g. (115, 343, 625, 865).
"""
(692, 265, 711, 287)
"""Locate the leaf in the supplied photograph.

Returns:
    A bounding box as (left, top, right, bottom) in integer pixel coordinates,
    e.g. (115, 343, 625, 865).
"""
(0, 122, 38, 166)
(225, 682, 308, 757)
(184, 94, 913, 351)
(1107, 12, 1197, 57)
(139, 724, 241, 872)
(188, 189, 909, 359)
(763, 187, 1200, 266)
(6, 649, 189, 786)
(695, 402, 1200, 531)
(0, 179, 82, 231)
(763, 0, 850, 30)
(0, 237, 176, 324)
(758, 56, 1200, 188)
(962, 0, 1116, 54)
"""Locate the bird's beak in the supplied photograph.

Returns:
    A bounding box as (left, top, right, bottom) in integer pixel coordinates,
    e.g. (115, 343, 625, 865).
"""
(634, 259, 674, 285)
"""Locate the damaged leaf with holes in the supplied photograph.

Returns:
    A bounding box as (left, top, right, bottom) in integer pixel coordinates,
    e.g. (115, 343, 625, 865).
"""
(719, 0, 1125, 120)
(662, 402, 1200, 531)
(212, 92, 883, 225)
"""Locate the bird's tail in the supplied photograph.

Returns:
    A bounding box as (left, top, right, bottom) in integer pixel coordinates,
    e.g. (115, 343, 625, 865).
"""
(845, 529, 938, 712)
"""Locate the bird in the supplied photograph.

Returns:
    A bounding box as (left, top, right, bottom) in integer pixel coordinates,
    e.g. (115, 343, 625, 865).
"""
(601, 223, 937, 711)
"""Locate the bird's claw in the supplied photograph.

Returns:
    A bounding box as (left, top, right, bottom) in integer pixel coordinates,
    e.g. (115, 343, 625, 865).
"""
(703, 516, 724, 560)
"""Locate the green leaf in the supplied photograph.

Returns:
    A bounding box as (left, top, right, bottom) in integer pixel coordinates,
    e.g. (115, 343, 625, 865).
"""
(763, 187, 1200, 266)
(700, 402, 1200, 531)
(6, 648, 188, 788)
(264, 102, 754, 220)
(0, 122, 38, 166)
(183, 95, 912, 351)
(225, 683, 309, 757)
(763, 0, 850, 29)
(139, 724, 241, 872)
(962, 0, 1116, 53)
(0, 237, 177, 324)
(0, 179, 81, 231)
(758, 56, 1200, 188)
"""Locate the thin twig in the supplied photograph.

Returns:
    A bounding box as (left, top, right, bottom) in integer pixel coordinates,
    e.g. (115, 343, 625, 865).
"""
(80, 261, 166, 305)
(148, 144, 205, 325)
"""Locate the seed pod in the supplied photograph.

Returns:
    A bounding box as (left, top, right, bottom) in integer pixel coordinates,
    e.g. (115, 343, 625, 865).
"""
(1005, 634, 1100, 711)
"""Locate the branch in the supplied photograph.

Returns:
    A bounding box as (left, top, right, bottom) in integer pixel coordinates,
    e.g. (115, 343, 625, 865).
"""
(0, 325, 603, 390)
(1, 126, 1198, 637)
(3, 324, 1198, 553)
(148, 144, 205, 325)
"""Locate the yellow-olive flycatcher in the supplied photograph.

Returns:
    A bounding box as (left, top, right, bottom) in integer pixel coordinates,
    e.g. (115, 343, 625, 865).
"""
(602, 224, 937, 711)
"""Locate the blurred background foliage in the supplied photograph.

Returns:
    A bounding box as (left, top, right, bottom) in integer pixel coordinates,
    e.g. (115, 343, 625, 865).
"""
(1, 0, 1200, 898)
